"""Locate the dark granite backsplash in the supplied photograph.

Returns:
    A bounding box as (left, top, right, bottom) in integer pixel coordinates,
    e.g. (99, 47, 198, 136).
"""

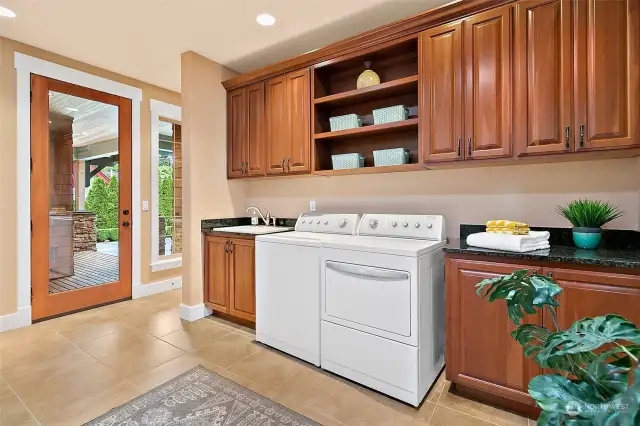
(201, 217, 297, 233)
(460, 225, 640, 250)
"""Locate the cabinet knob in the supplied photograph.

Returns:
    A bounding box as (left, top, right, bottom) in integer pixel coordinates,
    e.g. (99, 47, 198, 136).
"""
(457, 137, 461, 157)
(467, 137, 472, 157)
(286, 157, 291, 173)
(579, 124, 585, 148)
(565, 127, 570, 149)
(281, 158, 285, 171)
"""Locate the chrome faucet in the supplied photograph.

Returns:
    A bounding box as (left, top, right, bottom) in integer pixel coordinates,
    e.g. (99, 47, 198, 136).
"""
(246, 206, 276, 226)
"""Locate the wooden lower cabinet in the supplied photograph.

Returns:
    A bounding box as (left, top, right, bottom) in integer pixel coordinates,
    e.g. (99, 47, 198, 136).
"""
(446, 255, 640, 416)
(204, 235, 256, 323)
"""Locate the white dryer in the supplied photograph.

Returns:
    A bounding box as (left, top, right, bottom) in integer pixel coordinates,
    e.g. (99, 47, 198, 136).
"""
(320, 214, 446, 406)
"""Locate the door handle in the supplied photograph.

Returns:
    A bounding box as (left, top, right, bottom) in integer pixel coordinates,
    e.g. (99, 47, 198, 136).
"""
(579, 124, 585, 148)
(281, 158, 285, 171)
(122, 221, 130, 227)
(326, 261, 409, 281)
(123, 209, 129, 215)
(467, 137, 472, 157)
(224, 241, 229, 253)
(457, 137, 461, 157)
(565, 127, 570, 149)
(286, 156, 291, 173)
(241, 162, 245, 174)
(228, 242, 233, 254)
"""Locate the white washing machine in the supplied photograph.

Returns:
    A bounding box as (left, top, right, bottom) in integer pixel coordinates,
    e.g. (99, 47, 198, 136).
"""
(255, 213, 360, 366)
(320, 214, 446, 406)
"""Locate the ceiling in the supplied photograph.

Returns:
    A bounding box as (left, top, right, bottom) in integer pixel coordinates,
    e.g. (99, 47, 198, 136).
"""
(0, 0, 449, 92)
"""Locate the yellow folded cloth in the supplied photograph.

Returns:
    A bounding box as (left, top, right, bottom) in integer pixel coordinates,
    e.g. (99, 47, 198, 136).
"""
(486, 227, 530, 235)
(486, 220, 529, 229)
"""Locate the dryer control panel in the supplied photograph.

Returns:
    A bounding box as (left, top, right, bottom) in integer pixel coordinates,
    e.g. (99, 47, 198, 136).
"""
(295, 213, 361, 235)
(357, 214, 446, 241)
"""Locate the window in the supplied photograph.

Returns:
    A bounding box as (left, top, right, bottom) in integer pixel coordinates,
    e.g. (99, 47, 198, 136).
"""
(150, 100, 182, 271)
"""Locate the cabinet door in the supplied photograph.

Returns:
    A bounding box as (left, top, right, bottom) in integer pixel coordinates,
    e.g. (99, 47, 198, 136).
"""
(246, 82, 266, 176)
(514, 0, 572, 156)
(544, 268, 640, 329)
(463, 6, 513, 159)
(421, 22, 463, 163)
(265, 75, 288, 174)
(229, 238, 256, 322)
(227, 88, 246, 178)
(574, 0, 640, 151)
(446, 258, 541, 405)
(204, 236, 229, 313)
(286, 69, 311, 173)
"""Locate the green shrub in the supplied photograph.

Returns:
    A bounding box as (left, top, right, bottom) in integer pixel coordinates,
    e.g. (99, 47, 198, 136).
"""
(97, 228, 119, 242)
(165, 225, 173, 237)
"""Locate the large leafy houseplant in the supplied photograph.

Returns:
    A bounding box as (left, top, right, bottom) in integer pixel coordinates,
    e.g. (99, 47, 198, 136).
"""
(476, 270, 640, 425)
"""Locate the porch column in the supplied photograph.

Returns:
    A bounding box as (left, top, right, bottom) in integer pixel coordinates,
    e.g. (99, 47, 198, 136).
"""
(74, 160, 86, 210)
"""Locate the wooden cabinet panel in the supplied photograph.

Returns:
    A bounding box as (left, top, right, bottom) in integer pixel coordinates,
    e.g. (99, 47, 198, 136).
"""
(287, 69, 311, 173)
(266, 75, 288, 174)
(246, 82, 265, 176)
(229, 238, 256, 322)
(544, 268, 640, 329)
(446, 258, 541, 405)
(204, 236, 229, 313)
(227, 88, 246, 178)
(514, 0, 572, 156)
(575, 0, 640, 151)
(464, 6, 512, 159)
(421, 22, 463, 163)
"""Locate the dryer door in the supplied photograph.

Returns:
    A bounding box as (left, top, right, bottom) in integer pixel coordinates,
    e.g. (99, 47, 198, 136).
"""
(324, 260, 411, 337)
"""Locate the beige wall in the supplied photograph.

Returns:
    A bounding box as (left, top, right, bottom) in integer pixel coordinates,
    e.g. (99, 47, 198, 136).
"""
(244, 159, 640, 238)
(180, 52, 246, 307)
(0, 37, 181, 316)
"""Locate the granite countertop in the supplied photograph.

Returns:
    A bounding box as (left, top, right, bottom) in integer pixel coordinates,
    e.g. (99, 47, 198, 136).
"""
(444, 225, 640, 269)
(201, 217, 297, 237)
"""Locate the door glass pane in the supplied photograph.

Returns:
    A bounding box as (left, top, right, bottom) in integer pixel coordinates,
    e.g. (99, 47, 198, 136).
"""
(48, 90, 120, 294)
(158, 120, 182, 257)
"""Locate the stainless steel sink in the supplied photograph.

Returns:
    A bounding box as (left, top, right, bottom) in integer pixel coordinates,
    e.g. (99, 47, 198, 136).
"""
(211, 225, 293, 235)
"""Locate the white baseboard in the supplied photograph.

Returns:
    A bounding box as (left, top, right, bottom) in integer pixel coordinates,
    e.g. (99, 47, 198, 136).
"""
(132, 277, 182, 299)
(0, 306, 32, 333)
(180, 303, 212, 322)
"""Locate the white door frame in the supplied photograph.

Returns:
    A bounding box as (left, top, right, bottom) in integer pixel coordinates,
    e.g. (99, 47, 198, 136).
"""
(13, 52, 143, 329)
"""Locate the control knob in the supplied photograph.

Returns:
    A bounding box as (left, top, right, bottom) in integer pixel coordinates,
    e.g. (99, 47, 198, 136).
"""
(369, 219, 378, 229)
(402, 221, 409, 228)
(427, 223, 433, 229)
(415, 223, 421, 228)
(338, 218, 348, 228)
(391, 221, 398, 227)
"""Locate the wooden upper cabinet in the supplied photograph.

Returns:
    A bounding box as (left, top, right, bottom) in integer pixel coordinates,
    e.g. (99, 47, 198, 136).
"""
(544, 268, 640, 329)
(286, 69, 311, 173)
(229, 238, 256, 322)
(421, 22, 463, 163)
(574, 0, 640, 151)
(446, 258, 541, 405)
(204, 236, 229, 313)
(246, 82, 266, 176)
(514, 0, 572, 156)
(227, 88, 246, 178)
(266, 75, 289, 174)
(463, 6, 513, 159)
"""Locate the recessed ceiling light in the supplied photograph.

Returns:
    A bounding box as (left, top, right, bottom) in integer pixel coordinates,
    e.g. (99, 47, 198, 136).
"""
(256, 13, 275, 26)
(0, 6, 16, 18)
(65, 107, 79, 112)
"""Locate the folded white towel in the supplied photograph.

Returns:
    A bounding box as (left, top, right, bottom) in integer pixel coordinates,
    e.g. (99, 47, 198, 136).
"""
(466, 231, 550, 252)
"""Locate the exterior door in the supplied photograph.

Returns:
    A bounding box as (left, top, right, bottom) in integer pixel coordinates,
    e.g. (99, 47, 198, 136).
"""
(30, 75, 132, 320)
(514, 0, 573, 156)
(574, 0, 640, 151)
(463, 6, 513, 159)
(446, 258, 541, 405)
(265, 75, 288, 174)
(246, 82, 266, 176)
(227, 88, 246, 177)
(421, 21, 463, 163)
(228, 238, 256, 321)
(204, 236, 229, 313)
(286, 69, 310, 173)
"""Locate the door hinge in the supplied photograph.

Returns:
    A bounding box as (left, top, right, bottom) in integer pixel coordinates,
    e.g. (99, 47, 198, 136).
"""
(31, 220, 33, 236)
(30, 90, 33, 103)
(30, 157, 33, 172)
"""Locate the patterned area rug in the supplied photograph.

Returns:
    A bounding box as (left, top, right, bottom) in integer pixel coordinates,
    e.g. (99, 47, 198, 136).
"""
(84, 365, 320, 426)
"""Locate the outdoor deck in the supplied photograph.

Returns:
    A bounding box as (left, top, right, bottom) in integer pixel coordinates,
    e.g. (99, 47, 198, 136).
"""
(49, 250, 119, 294)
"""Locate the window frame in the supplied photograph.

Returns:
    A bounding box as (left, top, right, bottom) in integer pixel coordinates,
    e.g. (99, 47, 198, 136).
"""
(150, 99, 182, 272)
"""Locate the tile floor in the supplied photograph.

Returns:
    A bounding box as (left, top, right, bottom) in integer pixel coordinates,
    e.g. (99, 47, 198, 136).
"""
(0, 290, 537, 426)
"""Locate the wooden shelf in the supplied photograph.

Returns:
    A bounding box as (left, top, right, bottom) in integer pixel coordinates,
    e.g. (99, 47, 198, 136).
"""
(314, 75, 419, 107)
(313, 163, 422, 176)
(314, 118, 419, 141)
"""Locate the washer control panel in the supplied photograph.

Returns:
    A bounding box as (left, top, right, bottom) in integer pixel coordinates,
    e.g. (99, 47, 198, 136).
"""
(295, 213, 361, 235)
(357, 214, 445, 241)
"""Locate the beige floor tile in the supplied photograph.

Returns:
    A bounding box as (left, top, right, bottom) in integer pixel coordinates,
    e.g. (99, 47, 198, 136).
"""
(194, 333, 263, 369)
(159, 320, 231, 351)
(430, 406, 495, 426)
(426, 369, 447, 403)
(42, 381, 142, 426)
(0, 332, 75, 372)
(98, 337, 185, 378)
(0, 321, 55, 350)
(76, 325, 157, 360)
(131, 311, 189, 337)
(438, 383, 529, 426)
(0, 378, 39, 426)
(228, 348, 302, 393)
(355, 384, 434, 422)
(126, 353, 207, 392)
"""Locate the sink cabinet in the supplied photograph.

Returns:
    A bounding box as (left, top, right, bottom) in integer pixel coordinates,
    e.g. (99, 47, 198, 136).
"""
(204, 235, 256, 323)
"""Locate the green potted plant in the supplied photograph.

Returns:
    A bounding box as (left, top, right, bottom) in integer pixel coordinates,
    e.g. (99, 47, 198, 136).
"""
(556, 199, 624, 249)
(476, 270, 640, 425)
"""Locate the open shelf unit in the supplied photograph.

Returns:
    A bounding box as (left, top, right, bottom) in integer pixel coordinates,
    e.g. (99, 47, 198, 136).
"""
(312, 36, 420, 174)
